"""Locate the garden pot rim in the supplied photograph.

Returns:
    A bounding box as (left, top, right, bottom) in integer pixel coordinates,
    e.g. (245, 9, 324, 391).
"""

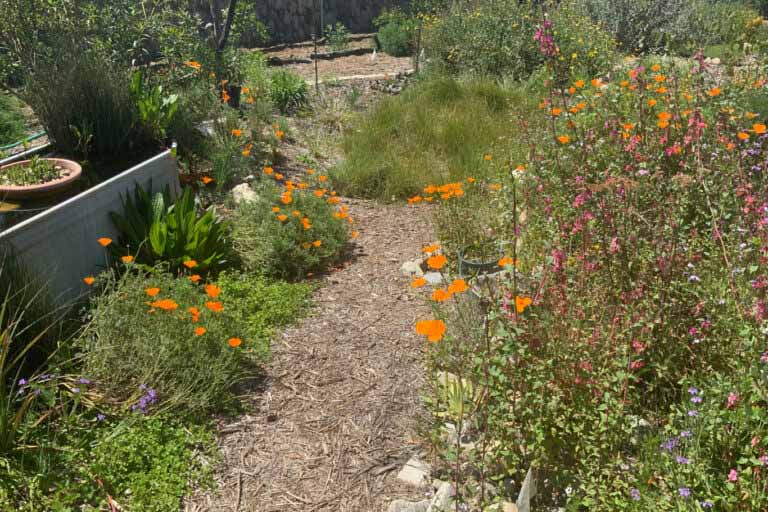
(0, 157, 82, 199)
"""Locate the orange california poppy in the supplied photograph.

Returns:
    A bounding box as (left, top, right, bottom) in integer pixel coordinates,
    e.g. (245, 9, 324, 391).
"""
(97, 237, 112, 247)
(205, 284, 221, 298)
(447, 279, 469, 294)
(83, 276, 95, 286)
(121, 255, 134, 263)
(189, 274, 202, 283)
(201, 176, 214, 184)
(427, 254, 447, 270)
(515, 296, 533, 313)
(277, 214, 288, 222)
(754, 123, 766, 135)
(231, 129, 242, 137)
(738, 132, 750, 141)
(264, 167, 274, 175)
(498, 256, 516, 267)
(351, 231, 360, 238)
(484, 154, 492, 161)
(206, 301, 224, 312)
(708, 87, 722, 97)
(415, 319, 446, 342)
(318, 175, 328, 182)
(411, 277, 427, 288)
(312, 240, 322, 247)
(145, 287, 160, 297)
(422, 244, 441, 254)
(151, 299, 179, 311)
(228, 337, 242, 347)
(195, 327, 207, 336)
(431, 288, 452, 302)
(272, 206, 280, 213)
(557, 135, 570, 145)
(183, 260, 197, 269)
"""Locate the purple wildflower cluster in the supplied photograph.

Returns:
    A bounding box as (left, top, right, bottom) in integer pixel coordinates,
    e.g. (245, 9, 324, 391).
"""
(131, 384, 158, 414)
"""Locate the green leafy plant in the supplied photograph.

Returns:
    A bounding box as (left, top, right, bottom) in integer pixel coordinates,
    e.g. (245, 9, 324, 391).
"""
(269, 69, 310, 114)
(374, 8, 417, 57)
(325, 22, 351, 52)
(231, 1, 270, 48)
(109, 185, 232, 273)
(130, 70, 179, 143)
(0, 157, 63, 187)
(0, 93, 25, 147)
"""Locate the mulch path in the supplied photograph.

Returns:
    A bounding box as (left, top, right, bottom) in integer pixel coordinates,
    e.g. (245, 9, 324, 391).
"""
(189, 199, 436, 511)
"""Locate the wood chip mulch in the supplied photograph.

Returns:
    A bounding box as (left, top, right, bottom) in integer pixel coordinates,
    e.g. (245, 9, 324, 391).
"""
(188, 200, 437, 511)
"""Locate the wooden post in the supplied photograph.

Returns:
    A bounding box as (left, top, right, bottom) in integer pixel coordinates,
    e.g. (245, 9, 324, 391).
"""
(313, 32, 319, 93)
(415, 22, 422, 74)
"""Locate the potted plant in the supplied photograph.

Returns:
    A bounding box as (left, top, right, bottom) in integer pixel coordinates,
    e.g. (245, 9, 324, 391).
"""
(0, 156, 82, 200)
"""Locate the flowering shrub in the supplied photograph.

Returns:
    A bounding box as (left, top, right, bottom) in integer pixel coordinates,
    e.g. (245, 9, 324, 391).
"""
(233, 169, 352, 280)
(80, 265, 248, 414)
(414, 35, 768, 509)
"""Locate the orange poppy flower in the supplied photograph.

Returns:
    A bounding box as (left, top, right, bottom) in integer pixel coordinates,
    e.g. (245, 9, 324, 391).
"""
(83, 276, 95, 286)
(188, 306, 200, 322)
(151, 299, 179, 311)
(314, 189, 326, 197)
(647, 99, 657, 107)
(467, 177, 475, 183)
(275, 130, 285, 139)
(228, 337, 242, 348)
(280, 193, 292, 205)
(195, 327, 207, 336)
(275, 173, 284, 180)
(422, 244, 441, 254)
(738, 132, 750, 141)
(432, 288, 452, 302)
(277, 214, 288, 222)
(574, 79, 585, 88)
(657, 121, 670, 129)
(205, 284, 221, 298)
(292, 210, 301, 217)
(498, 256, 516, 267)
(97, 237, 112, 247)
(415, 319, 446, 342)
(201, 176, 214, 184)
(264, 167, 274, 175)
(185, 60, 202, 70)
(427, 254, 447, 270)
(302, 218, 312, 230)
(231, 129, 242, 137)
(121, 255, 134, 263)
(551, 108, 562, 116)
(206, 301, 224, 312)
(658, 112, 672, 122)
(351, 231, 359, 238)
(312, 240, 322, 247)
(754, 123, 766, 134)
(515, 296, 532, 313)
(651, 64, 661, 72)
(411, 277, 427, 288)
(623, 123, 634, 131)
(272, 206, 280, 213)
(557, 135, 570, 145)
(654, 74, 666, 83)
(145, 287, 160, 297)
(242, 144, 252, 157)
(448, 279, 469, 294)
(484, 154, 492, 161)
(307, 169, 315, 175)
(242, 87, 250, 94)
(318, 175, 328, 182)
(183, 260, 197, 269)
(189, 274, 202, 283)
(708, 87, 722, 97)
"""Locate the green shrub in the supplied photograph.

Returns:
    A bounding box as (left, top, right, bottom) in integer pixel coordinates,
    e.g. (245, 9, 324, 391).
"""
(325, 22, 351, 53)
(0, 93, 25, 147)
(80, 269, 249, 414)
(377, 22, 415, 57)
(231, 1, 270, 48)
(218, 271, 313, 352)
(332, 73, 533, 201)
(233, 180, 350, 280)
(109, 186, 233, 274)
(269, 69, 310, 114)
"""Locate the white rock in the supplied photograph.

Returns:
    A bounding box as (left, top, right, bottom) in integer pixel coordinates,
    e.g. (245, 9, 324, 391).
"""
(396, 457, 430, 487)
(401, 260, 424, 277)
(427, 481, 454, 512)
(424, 272, 443, 285)
(516, 468, 536, 512)
(232, 183, 258, 204)
(388, 499, 430, 512)
(485, 503, 518, 512)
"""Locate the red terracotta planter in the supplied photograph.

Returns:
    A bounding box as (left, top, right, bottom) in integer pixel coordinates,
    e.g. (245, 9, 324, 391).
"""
(0, 158, 82, 200)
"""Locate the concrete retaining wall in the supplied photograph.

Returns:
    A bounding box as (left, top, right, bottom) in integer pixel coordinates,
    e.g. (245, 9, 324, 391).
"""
(0, 150, 180, 303)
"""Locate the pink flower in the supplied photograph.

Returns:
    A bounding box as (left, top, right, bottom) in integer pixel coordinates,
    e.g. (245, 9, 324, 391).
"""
(630, 359, 645, 370)
(727, 392, 740, 409)
(610, 237, 621, 254)
(632, 339, 646, 354)
(728, 469, 738, 482)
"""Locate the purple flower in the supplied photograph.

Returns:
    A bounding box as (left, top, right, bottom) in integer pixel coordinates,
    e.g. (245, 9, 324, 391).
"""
(78, 377, 91, 385)
(661, 437, 679, 451)
(97, 413, 106, 422)
(676, 456, 690, 464)
(131, 386, 158, 414)
(72, 387, 80, 394)
(691, 396, 703, 403)
(701, 500, 714, 508)
(688, 410, 699, 417)
(688, 387, 699, 395)
(630, 488, 641, 501)
(678, 487, 691, 498)
(17, 378, 27, 387)
(680, 430, 692, 438)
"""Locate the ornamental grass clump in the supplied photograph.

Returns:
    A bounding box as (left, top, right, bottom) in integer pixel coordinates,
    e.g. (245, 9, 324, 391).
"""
(80, 265, 249, 415)
(415, 20, 768, 510)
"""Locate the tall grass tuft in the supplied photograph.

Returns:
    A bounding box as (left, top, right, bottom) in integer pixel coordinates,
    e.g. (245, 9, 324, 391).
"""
(0, 93, 25, 147)
(331, 73, 535, 202)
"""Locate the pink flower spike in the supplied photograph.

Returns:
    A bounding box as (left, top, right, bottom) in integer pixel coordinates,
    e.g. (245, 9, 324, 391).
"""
(727, 392, 740, 409)
(728, 469, 738, 482)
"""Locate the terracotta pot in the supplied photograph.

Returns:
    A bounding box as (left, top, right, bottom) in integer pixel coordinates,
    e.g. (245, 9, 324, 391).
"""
(0, 158, 82, 200)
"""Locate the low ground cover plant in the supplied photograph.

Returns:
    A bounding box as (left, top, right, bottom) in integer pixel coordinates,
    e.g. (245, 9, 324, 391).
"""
(412, 28, 768, 509)
(0, 92, 25, 146)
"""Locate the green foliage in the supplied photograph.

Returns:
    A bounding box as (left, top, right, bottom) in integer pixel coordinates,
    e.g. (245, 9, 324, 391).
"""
(269, 69, 310, 114)
(0, 93, 24, 146)
(217, 271, 313, 353)
(231, 1, 270, 48)
(110, 185, 233, 273)
(233, 180, 350, 280)
(80, 268, 249, 415)
(87, 415, 216, 512)
(332, 73, 533, 201)
(375, 8, 417, 57)
(130, 70, 179, 143)
(0, 157, 61, 187)
(325, 22, 351, 53)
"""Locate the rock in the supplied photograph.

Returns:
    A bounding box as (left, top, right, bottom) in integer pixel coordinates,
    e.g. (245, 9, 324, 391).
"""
(427, 481, 454, 512)
(396, 457, 430, 487)
(401, 260, 424, 277)
(485, 503, 518, 512)
(516, 468, 536, 512)
(424, 272, 443, 285)
(232, 183, 258, 204)
(388, 499, 430, 512)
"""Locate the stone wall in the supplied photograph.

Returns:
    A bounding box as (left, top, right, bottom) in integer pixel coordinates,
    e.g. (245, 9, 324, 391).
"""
(248, 0, 410, 43)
